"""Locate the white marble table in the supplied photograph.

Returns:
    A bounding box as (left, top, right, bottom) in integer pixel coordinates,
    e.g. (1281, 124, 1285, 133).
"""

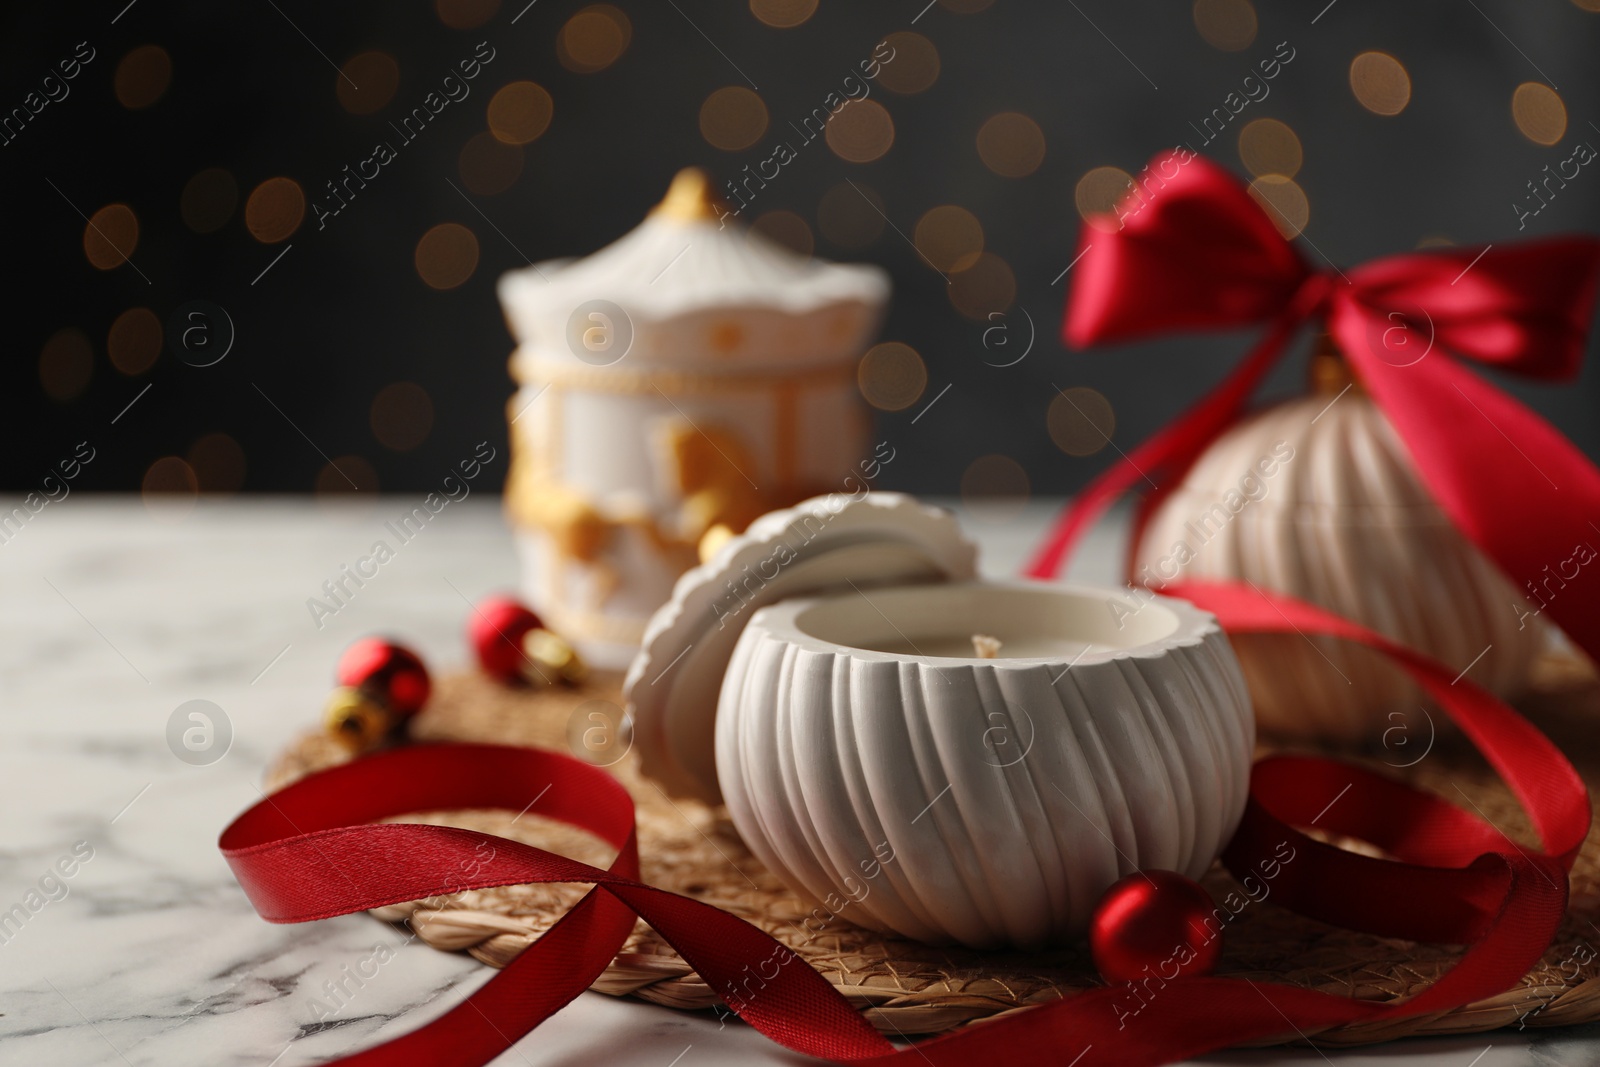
(0, 496, 1592, 1066)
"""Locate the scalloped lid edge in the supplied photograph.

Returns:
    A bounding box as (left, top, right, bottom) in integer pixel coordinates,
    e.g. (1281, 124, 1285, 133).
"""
(622, 492, 979, 803)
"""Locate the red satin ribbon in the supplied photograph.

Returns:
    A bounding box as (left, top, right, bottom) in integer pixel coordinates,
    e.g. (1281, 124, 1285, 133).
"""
(222, 585, 1588, 1066)
(1025, 151, 1600, 666)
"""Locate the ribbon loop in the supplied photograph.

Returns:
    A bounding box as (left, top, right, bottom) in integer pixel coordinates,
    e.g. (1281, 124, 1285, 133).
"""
(1065, 150, 1312, 347)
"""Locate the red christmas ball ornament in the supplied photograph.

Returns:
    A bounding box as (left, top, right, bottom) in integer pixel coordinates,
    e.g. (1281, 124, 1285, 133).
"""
(468, 595, 587, 687)
(469, 596, 543, 681)
(337, 637, 431, 717)
(325, 638, 431, 752)
(1089, 869, 1222, 984)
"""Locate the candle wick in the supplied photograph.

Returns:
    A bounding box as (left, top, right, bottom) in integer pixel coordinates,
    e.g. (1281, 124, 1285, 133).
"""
(971, 634, 1002, 659)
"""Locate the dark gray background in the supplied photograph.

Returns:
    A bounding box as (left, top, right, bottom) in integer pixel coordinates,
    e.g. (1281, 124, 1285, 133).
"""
(5, 0, 1597, 496)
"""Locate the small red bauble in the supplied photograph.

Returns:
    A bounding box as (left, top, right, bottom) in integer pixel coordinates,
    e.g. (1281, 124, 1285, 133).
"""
(336, 637, 431, 717)
(1089, 869, 1222, 984)
(469, 595, 543, 682)
(468, 595, 586, 686)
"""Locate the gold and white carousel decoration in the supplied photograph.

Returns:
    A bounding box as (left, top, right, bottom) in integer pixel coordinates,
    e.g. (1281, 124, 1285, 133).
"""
(497, 169, 890, 667)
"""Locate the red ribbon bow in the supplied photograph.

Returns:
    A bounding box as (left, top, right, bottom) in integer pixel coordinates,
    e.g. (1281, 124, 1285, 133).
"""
(1028, 151, 1600, 666)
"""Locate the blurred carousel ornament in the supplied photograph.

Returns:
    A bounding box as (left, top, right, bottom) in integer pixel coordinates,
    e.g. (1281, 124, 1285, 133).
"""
(323, 637, 431, 752)
(496, 168, 890, 668)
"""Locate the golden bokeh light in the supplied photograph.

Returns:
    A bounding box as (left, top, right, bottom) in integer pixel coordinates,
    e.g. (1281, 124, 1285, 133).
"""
(940, 0, 996, 12)
(115, 45, 171, 109)
(1512, 82, 1567, 146)
(857, 342, 927, 412)
(371, 382, 435, 452)
(415, 223, 480, 289)
(876, 32, 939, 95)
(40, 328, 93, 403)
(459, 131, 524, 195)
(825, 99, 894, 163)
(316, 455, 380, 500)
(1192, 0, 1257, 51)
(948, 252, 1016, 320)
(977, 112, 1046, 178)
(1237, 117, 1302, 177)
(559, 5, 632, 73)
(700, 87, 769, 152)
(245, 177, 305, 244)
(488, 81, 554, 145)
(749, 0, 817, 28)
(180, 168, 237, 233)
(337, 52, 400, 115)
(914, 205, 984, 273)
(1048, 387, 1116, 457)
(1416, 234, 1455, 249)
(1349, 51, 1411, 116)
(817, 182, 885, 248)
(142, 457, 199, 523)
(188, 433, 247, 496)
(960, 454, 1030, 524)
(1573, 0, 1600, 10)
(751, 210, 814, 257)
(1074, 166, 1133, 228)
(84, 203, 140, 270)
(1248, 174, 1309, 238)
(108, 308, 162, 376)
(436, 0, 500, 29)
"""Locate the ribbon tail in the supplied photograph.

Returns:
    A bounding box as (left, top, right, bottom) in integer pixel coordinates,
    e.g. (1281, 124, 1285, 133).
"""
(337, 886, 640, 1067)
(1179, 578, 1581, 1025)
(1024, 307, 1306, 580)
(1333, 306, 1600, 669)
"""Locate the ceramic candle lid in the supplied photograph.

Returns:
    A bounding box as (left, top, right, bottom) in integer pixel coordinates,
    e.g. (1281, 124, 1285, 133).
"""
(623, 492, 978, 802)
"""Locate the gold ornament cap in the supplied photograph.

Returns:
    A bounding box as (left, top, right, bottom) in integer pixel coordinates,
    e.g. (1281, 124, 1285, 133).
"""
(324, 687, 394, 753)
(523, 627, 588, 686)
(1310, 332, 1363, 396)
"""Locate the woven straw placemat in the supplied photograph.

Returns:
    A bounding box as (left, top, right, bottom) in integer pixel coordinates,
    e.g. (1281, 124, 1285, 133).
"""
(266, 656, 1600, 1046)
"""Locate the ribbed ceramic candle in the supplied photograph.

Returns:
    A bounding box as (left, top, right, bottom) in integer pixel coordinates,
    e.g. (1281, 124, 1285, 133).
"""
(713, 581, 1254, 949)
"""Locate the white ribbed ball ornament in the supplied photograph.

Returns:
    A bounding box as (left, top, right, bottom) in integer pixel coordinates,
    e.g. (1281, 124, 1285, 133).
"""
(1133, 348, 1545, 741)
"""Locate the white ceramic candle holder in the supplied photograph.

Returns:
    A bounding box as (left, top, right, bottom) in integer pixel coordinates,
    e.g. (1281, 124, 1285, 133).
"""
(625, 493, 1254, 950)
